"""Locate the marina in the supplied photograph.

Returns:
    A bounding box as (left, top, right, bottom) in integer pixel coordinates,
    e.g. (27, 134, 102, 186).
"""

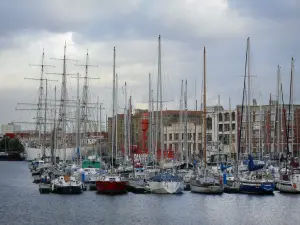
(1, 1, 300, 224)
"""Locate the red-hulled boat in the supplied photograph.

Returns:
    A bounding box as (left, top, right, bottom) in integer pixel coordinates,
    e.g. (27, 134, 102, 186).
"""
(96, 175, 128, 194)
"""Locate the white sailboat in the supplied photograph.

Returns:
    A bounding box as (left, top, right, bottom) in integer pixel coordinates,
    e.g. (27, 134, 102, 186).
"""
(190, 47, 224, 194)
(147, 35, 184, 194)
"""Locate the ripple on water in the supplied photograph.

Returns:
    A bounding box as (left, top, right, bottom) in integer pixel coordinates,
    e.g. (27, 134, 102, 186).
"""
(0, 161, 300, 225)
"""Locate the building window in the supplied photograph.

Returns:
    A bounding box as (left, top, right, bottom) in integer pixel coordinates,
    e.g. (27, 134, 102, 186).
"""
(193, 133, 196, 140)
(198, 133, 201, 140)
(224, 124, 229, 132)
(232, 124, 236, 130)
(219, 113, 223, 122)
(224, 112, 230, 121)
(198, 143, 202, 151)
(169, 133, 172, 140)
(175, 133, 179, 140)
(188, 133, 192, 140)
(207, 134, 212, 142)
(232, 112, 235, 121)
(169, 144, 172, 149)
(207, 117, 212, 130)
(164, 134, 167, 140)
(164, 144, 167, 149)
(219, 124, 223, 132)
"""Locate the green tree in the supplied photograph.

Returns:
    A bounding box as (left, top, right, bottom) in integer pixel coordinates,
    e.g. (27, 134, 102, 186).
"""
(8, 138, 24, 152)
(0, 136, 10, 151)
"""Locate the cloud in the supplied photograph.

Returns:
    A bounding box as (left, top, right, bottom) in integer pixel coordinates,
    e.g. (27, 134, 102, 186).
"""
(0, 0, 299, 130)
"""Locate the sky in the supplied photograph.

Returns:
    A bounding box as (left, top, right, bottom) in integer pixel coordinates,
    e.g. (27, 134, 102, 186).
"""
(0, 0, 299, 131)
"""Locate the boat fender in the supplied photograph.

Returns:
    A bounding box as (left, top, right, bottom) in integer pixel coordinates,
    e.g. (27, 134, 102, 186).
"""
(219, 176, 223, 185)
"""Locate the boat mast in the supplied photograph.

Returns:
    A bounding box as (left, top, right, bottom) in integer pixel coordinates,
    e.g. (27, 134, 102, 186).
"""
(229, 97, 232, 161)
(276, 66, 281, 158)
(155, 36, 160, 166)
(184, 79, 188, 169)
(36, 50, 45, 145)
(148, 74, 152, 159)
(99, 103, 103, 162)
(203, 47, 207, 169)
(116, 74, 119, 161)
(43, 79, 48, 159)
(259, 93, 262, 160)
(151, 89, 155, 168)
(75, 50, 99, 145)
(291, 58, 294, 157)
(124, 81, 128, 162)
(247, 37, 252, 156)
(179, 80, 184, 162)
(158, 35, 164, 165)
(111, 47, 116, 171)
(75, 73, 81, 164)
(53, 85, 57, 163)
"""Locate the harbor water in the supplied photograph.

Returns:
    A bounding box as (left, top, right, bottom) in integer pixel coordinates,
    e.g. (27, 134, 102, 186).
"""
(1, 161, 300, 225)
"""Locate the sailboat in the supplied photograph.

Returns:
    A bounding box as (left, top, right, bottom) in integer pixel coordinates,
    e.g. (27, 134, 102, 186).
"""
(238, 38, 275, 194)
(277, 58, 300, 193)
(96, 47, 128, 194)
(190, 47, 224, 194)
(146, 35, 184, 194)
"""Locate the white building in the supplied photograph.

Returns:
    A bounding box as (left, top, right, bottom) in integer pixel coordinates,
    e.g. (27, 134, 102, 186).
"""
(163, 106, 237, 157)
(1, 122, 21, 134)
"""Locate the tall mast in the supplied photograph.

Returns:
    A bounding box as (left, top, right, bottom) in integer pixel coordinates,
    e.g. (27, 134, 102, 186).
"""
(184, 79, 188, 168)
(276, 66, 281, 155)
(148, 74, 152, 158)
(75, 73, 81, 164)
(36, 50, 45, 144)
(229, 97, 232, 160)
(247, 37, 252, 155)
(43, 79, 48, 158)
(203, 47, 207, 168)
(99, 103, 103, 162)
(291, 58, 294, 157)
(53, 86, 57, 163)
(124, 81, 128, 161)
(179, 80, 184, 162)
(259, 93, 262, 160)
(111, 47, 116, 170)
(29, 50, 54, 144)
(116, 74, 119, 160)
(75, 50, 99, 142)
(61, 42, 67, 162)
(151, 89, 155, 165)
(158, 35, 164, 164)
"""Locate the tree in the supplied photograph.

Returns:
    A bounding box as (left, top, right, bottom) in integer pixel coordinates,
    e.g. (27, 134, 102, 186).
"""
(8, 138, 24, 152)
(0, 137, 24, 152)
(0, 136, 10, 151)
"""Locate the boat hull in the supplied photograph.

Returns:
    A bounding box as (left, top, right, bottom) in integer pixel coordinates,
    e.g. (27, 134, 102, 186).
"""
(239, 182, 275, 194)
(96, 180, 128, 194)
(147, 181, 184, 194)
(52, 185, 82, 194)
(126, 179, 148, 194)
(277, 181, 300, 193)
(190, 181, 224, 194)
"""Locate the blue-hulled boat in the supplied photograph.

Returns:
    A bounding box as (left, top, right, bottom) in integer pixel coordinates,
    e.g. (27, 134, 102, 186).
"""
(239, 155, 275, 194)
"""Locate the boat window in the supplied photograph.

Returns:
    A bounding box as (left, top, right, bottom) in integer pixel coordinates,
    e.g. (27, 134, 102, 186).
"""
(293, 169, 300, 174)
(109, 178, 116, 181)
